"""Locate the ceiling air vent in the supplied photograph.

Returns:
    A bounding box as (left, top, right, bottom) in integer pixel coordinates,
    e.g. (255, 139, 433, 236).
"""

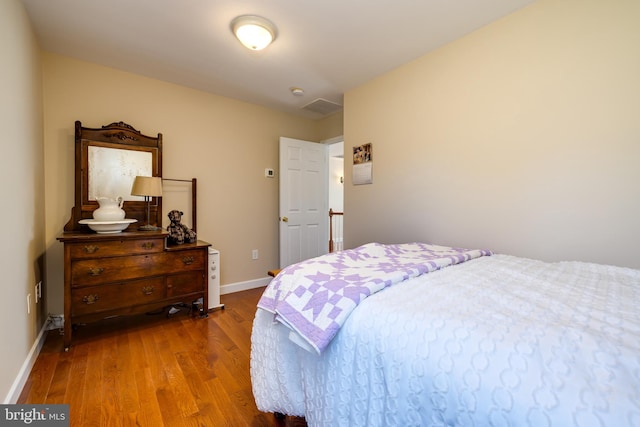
(302, 98, 343, 116)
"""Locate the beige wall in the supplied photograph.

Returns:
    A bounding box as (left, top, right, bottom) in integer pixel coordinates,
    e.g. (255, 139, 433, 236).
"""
(0, 0, 46, 402)
(43, 54, 338, 315)
(316, 112, 344, 142)
(344, 0, 640, 268)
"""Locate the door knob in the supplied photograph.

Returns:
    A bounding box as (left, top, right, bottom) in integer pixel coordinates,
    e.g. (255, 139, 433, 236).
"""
(281, 216, 289, 222)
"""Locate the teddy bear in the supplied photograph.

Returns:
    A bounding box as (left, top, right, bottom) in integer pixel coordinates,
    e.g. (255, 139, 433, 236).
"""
(167, 210, 197, 244)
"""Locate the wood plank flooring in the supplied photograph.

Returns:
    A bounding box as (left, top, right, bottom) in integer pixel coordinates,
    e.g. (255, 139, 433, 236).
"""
(18, 287, 307, 427)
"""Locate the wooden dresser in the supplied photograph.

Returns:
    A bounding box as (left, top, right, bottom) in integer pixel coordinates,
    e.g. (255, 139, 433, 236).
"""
(58, 231, 210, 350)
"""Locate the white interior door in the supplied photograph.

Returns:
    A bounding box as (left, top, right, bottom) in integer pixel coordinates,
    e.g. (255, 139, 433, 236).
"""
(279, 137, 329, 269)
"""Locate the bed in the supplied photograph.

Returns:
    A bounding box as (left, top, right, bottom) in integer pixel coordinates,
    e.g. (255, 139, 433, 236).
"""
(250, 243, 640, 427)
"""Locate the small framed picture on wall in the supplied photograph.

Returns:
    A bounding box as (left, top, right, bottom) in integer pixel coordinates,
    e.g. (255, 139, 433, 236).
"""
(353, 143, 372, 185)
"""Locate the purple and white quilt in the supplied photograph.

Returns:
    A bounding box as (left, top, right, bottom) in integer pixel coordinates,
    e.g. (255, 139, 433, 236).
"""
(257, 242, 491, 354)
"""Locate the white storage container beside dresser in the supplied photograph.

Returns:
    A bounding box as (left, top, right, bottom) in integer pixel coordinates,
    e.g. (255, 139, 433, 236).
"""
(208, 248, 224, 310)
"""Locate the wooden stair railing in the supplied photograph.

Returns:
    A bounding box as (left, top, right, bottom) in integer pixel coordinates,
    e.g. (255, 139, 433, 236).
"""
(329, 208, 344, 253)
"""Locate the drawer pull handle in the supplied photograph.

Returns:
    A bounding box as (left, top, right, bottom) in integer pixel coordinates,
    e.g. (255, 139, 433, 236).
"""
(141, 242, 155, 250)
(142, 286, 155, 295)
(182, 256, 194, 265)
(89, 267, 104, 276)
(82, 294, 100, 305)
(83, 245, 99, 254)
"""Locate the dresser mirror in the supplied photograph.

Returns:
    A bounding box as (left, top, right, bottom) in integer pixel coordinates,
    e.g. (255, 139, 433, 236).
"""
(64, 121, 163, 232)
(88, 145, 152, 202)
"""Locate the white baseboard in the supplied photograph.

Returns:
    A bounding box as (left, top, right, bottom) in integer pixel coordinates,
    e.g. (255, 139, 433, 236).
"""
(4, 320, 49, 404)
(220, 276, 271, 295)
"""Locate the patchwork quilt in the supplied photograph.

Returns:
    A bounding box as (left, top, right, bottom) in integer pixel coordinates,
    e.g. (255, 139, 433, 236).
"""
(257, 242, 491, 354)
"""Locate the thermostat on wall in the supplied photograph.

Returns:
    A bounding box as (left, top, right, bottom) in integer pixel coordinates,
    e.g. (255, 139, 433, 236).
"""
(265, 168, 275, 178)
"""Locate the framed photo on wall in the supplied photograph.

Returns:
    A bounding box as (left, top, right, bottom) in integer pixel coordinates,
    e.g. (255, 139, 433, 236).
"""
(353, 143, 372, 185)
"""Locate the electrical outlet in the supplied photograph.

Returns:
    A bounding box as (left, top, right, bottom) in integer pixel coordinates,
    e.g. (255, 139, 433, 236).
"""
(252, 249, 259, 260)
(35, 281, 42, 303)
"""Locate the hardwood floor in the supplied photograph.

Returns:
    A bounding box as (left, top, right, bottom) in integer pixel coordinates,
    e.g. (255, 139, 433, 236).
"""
(18, 287, 307, 427)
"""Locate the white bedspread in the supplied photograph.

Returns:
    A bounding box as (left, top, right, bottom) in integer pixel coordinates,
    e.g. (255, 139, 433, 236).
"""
(250, 254, 640, 427)
(258, 242, 490, 354)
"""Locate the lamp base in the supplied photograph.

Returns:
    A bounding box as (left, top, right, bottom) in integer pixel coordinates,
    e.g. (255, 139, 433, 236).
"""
(138, 224, 162, 232)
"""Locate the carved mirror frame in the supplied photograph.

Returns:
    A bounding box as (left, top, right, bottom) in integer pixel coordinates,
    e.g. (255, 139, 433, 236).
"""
(64, 121, 163, 232)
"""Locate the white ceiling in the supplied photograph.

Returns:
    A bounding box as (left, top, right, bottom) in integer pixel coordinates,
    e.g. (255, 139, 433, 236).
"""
(21, 0, 535, 119)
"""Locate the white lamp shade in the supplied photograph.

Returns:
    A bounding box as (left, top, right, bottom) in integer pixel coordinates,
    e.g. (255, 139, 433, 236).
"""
(131, 176, 163, 197)
(231, 15, 277, 50)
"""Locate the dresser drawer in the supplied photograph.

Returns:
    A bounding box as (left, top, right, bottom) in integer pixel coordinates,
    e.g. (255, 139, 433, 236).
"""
(68, 237, 165, 259)
(71, 277, 166, 316)
(71, 252, 164, 286)
(71, 249, 207, 287)
(162, 249, 207, 272)
(167, 271, 205, 297)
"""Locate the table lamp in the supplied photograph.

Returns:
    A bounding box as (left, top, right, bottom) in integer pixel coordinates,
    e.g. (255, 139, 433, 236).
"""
(131, 176, 163, 231)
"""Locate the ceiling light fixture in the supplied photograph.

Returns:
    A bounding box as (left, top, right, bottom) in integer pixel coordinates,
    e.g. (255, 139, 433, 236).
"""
(231, 15, 277, 51)
(290, 87, 305, 96)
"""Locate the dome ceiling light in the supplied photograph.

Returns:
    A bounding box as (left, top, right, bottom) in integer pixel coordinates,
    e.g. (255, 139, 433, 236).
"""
(231, 15, 277, 51)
